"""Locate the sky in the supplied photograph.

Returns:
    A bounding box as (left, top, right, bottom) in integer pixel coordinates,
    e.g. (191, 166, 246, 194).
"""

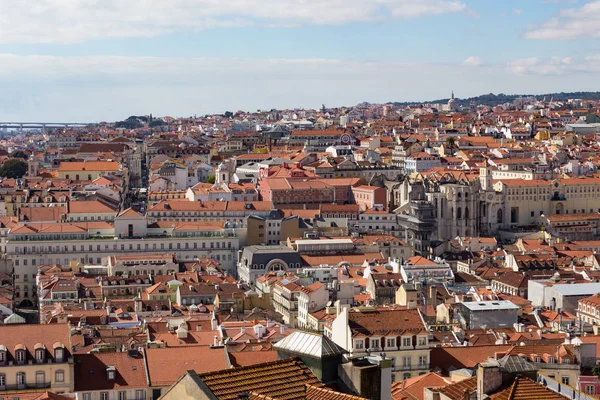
(0, 0, 599, 121)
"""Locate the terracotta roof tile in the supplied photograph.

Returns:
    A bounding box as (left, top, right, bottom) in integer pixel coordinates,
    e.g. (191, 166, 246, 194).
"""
(490, 377, 569, 400)
(304, 385, 367, 400)
(392, 372, 451, 400)
(146, 346, 230, 387)
(435, 376, 477, 400)
(429, 345, 514, 374)
(198, 358, 322, 400)
(74, 352, 147, 391)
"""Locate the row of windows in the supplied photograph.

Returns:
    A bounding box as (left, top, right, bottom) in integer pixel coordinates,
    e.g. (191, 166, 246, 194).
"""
(354, 336, 427, 349)
(0, 370, 64, 387)
(82, 390, 146, 400)
(0, 348, 64, 364)
(14, 240, 234, 255)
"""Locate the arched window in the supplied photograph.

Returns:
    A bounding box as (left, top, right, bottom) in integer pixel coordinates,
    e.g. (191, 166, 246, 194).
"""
(497, 209, 503, 224)
(465, 207, 469, 220)
(457, 207, 462, 219)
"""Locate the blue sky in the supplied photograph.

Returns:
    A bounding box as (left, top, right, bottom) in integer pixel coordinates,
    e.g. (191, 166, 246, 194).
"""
(0, 0, 598, 121)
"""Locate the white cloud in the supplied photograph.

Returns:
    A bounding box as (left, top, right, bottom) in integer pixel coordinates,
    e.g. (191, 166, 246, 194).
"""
(0, 0, 468, 44)
(513, 9, 522, 15)
(504, 55, 600, 75)
(0, 53, 597, 121)
(524, 0, 600, 40)
(462, 56, 483, 66)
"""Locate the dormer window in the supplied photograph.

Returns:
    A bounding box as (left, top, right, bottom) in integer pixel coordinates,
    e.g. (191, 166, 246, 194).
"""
(34, 343, 45, 363)
(0, 345, 5, 365)
(15, 345, 26, 364)
(106, 366, 116, 380)
(53, 343, 65, 362)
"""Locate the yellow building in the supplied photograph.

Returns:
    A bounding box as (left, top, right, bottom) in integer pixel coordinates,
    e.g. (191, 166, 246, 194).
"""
(0, 324, 74, 395)
(495, 176, 600, 228)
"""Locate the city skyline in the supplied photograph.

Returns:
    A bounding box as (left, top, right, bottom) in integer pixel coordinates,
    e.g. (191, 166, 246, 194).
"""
(1, 0, 600, 121)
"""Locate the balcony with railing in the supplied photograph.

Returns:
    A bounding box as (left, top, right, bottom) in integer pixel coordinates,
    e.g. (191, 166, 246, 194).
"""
(393, 363, 429, 372)
(0, 382, 51, 391)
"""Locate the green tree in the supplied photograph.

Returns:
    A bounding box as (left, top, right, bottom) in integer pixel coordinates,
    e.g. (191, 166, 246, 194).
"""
(223, 111, 233, 118)
(149, 120, 165, 127)
(206, 174, 216, 184)
(115, 119, 142, 129)
(11, 150, 28, 160)
(0, 159, 28, 178)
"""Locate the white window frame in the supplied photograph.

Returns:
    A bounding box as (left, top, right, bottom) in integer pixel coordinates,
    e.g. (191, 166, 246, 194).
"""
(586, 385, 595, 395)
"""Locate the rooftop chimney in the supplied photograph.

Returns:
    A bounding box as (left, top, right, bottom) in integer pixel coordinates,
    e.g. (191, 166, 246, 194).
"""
(476, 361, 502, 400)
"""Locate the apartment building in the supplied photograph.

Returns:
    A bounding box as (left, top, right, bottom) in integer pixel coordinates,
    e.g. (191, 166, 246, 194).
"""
(354, 206, 399, 236)
(147, 199, 272, 226)
(327, 306, 430, 381)
(107, 254, 178, 277)
(73, 351, 150, 400)
(58, 161, 122, 181)
(0, 324, 74, 395)
(237, 245, 304, 283)
(577, 294, 600, 327)
(271, 280, 327, 328)
(7, 215, 241, 306)
(495, 177, 600, 228)
(351, 185, 387, 211)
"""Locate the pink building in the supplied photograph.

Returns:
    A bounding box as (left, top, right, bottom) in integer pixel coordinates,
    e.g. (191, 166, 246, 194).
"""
(579, 376, 600, 396)
(259, 177, 360, 209)
(351, 185, 387, 211)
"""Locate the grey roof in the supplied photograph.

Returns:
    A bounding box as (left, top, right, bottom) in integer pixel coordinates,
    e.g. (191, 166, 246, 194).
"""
(240, 245, 303, 267)
(460, 300, 519, 311)
(498, 355, 536, 373)
(451, 368, 473, 376)
(553, 282, 600, 296)
(274, 331, 347, 359)
(3, 313, 26, 324)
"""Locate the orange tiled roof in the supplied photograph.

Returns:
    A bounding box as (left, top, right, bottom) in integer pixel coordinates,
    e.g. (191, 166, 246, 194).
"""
(434, 376, 477, 400)
(198, 358, 323, 400)
(74, 352, 147, 391)
(146, 346, 230, 387)
(303, 385, 367, 400)
(490, 376, 569, 400)
(392, 372, 450, 400)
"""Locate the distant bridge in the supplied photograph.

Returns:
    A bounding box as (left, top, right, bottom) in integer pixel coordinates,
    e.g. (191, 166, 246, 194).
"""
(0, 122, 97, 131)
